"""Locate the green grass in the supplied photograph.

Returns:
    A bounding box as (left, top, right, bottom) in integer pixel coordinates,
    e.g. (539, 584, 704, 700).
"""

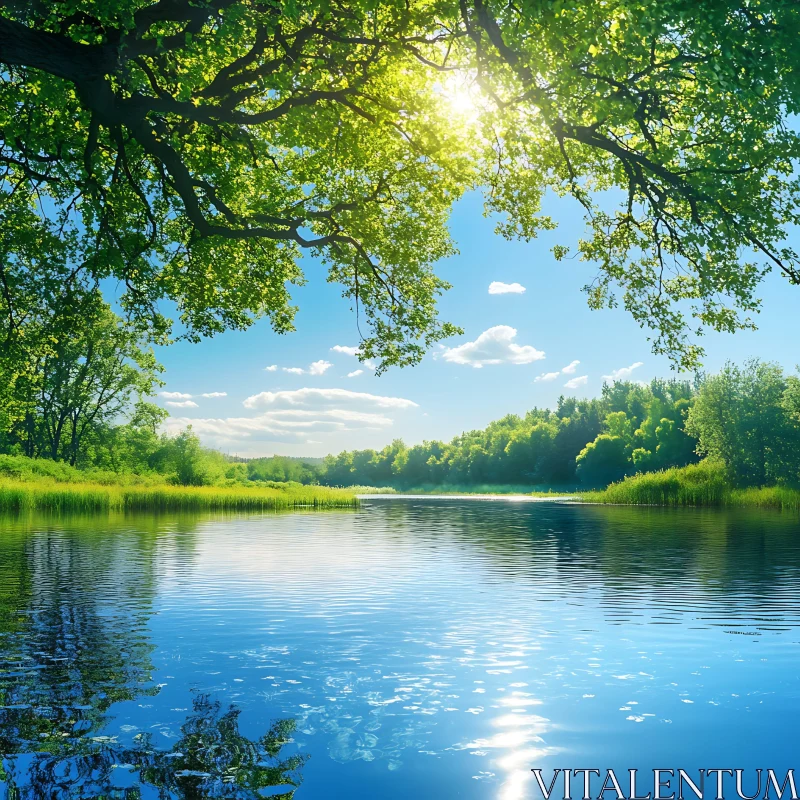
(0, 479, 359, 513)
(582, 461, 800, 510)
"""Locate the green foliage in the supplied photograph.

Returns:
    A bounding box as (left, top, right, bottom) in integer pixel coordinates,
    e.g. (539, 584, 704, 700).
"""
(1, 2, 800, 369)
(576, 434, 630, 487)
(784, 373, 800, 423)
(0, 454, 88, 484)
(0, 278, 164, 467)
(159, 428, 227, 487)
(0, 453, 164, 486)
(322, 379, 698, 489)
(245, 455, 321, 484)
(469, 0, 800, 368)
(0, 1, 471, 371)
(685, 359, 800, 486)
(585, 461, 800, 510)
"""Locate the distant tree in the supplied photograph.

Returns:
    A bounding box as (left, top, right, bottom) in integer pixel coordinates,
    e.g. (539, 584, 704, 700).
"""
(783, 372, 800, 423)
(400, 441, 444, 487)
(351, 449, 380, 486)
(685, 360, 800, 486)
(2, 300, 162, 465)
(92, 401, 170, 473)
(630, 381, 698, 471)
(160, 428, 226, 486)
(225, 462, 249, 483)
(576, 434, 631, 487)
(373, 439, 407, 485)
(575, 411, 634, 486)
(504, 420, 559, 484)
(321, 450, 356, 487)
(246, 456, 320, 484)
(544, 399, 606, 483)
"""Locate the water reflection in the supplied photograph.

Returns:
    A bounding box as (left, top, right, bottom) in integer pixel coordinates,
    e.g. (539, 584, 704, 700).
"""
(2, 503, 800, 799)
(1, 694, 304, 799)
(0, 518, 160, 755)
(0, 514, 305, 799)
(361, 500, 800, 628)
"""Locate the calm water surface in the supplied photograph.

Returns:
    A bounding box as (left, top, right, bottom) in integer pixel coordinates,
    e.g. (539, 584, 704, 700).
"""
(1, 499, 800, 799)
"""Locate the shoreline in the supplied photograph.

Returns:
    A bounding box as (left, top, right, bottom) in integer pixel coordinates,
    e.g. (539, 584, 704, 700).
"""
(357, 493, 576, 502)
(0, 479, 359, 513)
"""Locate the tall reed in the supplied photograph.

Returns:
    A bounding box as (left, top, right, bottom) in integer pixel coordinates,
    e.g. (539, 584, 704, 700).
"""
(583, 462, 800, 510)
(0, 480, 358, 513)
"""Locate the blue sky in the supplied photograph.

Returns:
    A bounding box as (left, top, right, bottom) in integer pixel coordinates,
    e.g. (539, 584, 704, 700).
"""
(150, 190, 800, 458)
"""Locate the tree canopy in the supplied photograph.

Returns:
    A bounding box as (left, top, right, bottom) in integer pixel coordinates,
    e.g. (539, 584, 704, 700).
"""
(2, 1, 800, 368)
(685, 359, 800, 486)
(0, 274, 163, 465)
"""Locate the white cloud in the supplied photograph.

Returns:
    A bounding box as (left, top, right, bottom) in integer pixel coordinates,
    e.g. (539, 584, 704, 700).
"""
(201, 392, 227, 398)
(488, 281, 526, 295)
(243, 387, 417, 411)
(535, 360, 581, 384)
(603, 361, 644, 382)
(164, 411, 392, 445)
(161, 391, 193, 400)
(330, 344, 376, 371)
(281, 360, 334, 376)
(163, 387, 418, 447)
(331, 345, 360, 357)
(441, 325, 545, 368)
(308, 359, 332, 376)
(165, 400, 199, 408)
(348, 369, 364, 378)
(264, 365, 277, 372)
(564, 375, 588, 390)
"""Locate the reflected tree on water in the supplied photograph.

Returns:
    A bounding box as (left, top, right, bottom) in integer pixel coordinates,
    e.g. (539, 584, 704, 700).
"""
(1, 694, 306, 799)
(0, 524, 305, 798)
(0, 529, 160, 756)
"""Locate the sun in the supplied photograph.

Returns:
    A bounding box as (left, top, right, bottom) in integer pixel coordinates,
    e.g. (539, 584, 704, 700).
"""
(441, 73, 484, 124)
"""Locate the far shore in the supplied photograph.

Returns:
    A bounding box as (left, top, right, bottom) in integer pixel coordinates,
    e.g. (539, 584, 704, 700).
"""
(357, 492, 576, 502)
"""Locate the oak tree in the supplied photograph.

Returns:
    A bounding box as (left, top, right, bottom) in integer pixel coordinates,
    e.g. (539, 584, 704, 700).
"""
(1, 1, 799, 369)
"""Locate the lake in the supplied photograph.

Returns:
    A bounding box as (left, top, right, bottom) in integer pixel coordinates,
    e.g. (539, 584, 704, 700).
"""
(1, 498, 800, 799)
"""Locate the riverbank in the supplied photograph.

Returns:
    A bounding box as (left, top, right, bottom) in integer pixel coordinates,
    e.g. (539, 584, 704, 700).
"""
(0, 479, 359, 513)
(582, 463, 800, 510)
(352, 463, 800, 510)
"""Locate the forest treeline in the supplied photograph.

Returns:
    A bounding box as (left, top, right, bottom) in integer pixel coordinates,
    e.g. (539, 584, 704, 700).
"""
(320, 360, 800, 490)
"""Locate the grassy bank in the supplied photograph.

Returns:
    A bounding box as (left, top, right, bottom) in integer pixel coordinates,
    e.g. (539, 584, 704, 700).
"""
(0, 479, 358, 513)
(582, 462, 800, 510)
